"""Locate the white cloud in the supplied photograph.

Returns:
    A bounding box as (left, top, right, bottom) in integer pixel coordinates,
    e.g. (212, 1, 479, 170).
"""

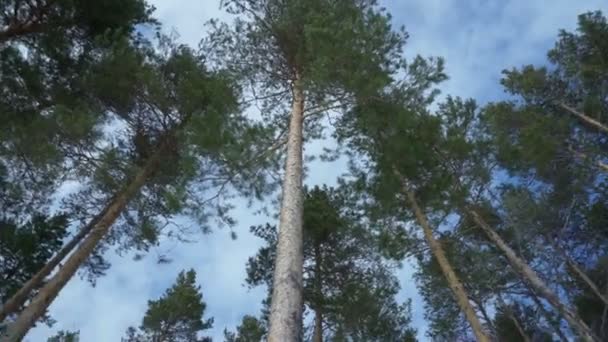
(25, 1, 608, 341)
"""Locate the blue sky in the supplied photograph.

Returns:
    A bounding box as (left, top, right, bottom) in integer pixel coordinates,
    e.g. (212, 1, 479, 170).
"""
(27, 1, 607, 341)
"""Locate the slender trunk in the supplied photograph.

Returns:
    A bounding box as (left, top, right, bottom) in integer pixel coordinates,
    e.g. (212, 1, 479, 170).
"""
(403, 186, 491, 342)
(268, 75, 305, 342)
(312, 245, 323, 342)
(508, 311, 531, 342)
(549, 239, 608, 306)
(472, 297, 495, 336)
(312, 306, 323, 342)
(468, 209, 597, 342)
(2, 148, 164, 341)
(527, 288, 568, 342)
(0, 22, 44, 44)
(0, 208, 106, 321)
(497, 294, 531, 342)
(601, 275, 608, 339)
(558, 102, 608, 134)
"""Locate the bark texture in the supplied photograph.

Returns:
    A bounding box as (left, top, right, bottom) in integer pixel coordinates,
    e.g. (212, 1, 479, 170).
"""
(2, 147, 164, 342)
(404, 186, 491, 342)
(267, 77, 305, 342)
(469, 209, 597, 342)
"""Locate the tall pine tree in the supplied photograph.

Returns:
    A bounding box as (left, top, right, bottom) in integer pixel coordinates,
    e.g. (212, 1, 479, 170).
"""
(207, 1, 406, 338)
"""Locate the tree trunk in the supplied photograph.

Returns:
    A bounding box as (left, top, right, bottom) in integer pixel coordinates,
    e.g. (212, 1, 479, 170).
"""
(0, 22, 44, 44)
(497, 294, 531, 342)
(527, 287, 568, 342)
(0, 208, 106, 321)
(268, 75, 305, 342)
(601, 275, 608, 339)
(508, 311, 531, 342)
(403, 186, 491, 342)
(468, 209, 597, 342)
(312, 245, 323, 342)
(2, 147, 164, 341)
(549, 239, 608, 307)
(558, 102, 608, 134)
(471, 297, 495, 336)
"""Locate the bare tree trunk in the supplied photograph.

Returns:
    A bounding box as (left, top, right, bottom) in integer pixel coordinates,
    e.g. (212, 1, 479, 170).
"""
(527, 288, 568, 342)
(601, 275, 608, 339)
(471, 297, 495, 337)
(0, 208, 106, 321)
(469, 209, 597, 342)
(497, 294, 531, 342)
(268, 75, 305, 342)
(509, 311, 531, 342)
(1, 147, 163, 341)
(0, 22, 44, 44)
(549, 240, 608, 306)
(312, 308, 323, 342)
(558, 102, 608, 134)
(312, 245, 323, 342)
(404, 186, 491, 342)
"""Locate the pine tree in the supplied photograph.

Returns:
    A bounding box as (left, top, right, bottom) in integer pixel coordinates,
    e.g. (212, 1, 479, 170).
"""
(0, 214, 68, 330)
(337, 63, 493, 341)
(208, 1, 406, 339)
(245, 186, 417, 341)
(123, 269, 212, 342)
(223, 315, 266, 342)
(0, 0, 156, 321)
(0, 0, 155, 213)
(0, 215, 68, 307)
(47, 330, 79, 342)
(1, 38, 262, 340)
(573, 258, 608, 340)
(477, 11, 608, 341)
(0, 0, 153, 43)
(432, 98, 596, 340)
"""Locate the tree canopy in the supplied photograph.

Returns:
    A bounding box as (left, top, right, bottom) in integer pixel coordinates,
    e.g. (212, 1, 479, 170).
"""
(2, 3, 608, 342)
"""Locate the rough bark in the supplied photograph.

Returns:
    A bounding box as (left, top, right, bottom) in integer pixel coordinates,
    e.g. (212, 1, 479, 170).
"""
(312, 245, 323, 342)
(403, 186, 491, 342)
(558, 102, 608, 134)
(0, 208, 106, 321)
(469, 209, 597, 342)
(268, 76, 305, 342)
(1, 147, 164, 341)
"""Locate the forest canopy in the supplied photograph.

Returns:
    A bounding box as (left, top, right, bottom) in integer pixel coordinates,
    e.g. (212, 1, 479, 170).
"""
(0, 1, 607, 341)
